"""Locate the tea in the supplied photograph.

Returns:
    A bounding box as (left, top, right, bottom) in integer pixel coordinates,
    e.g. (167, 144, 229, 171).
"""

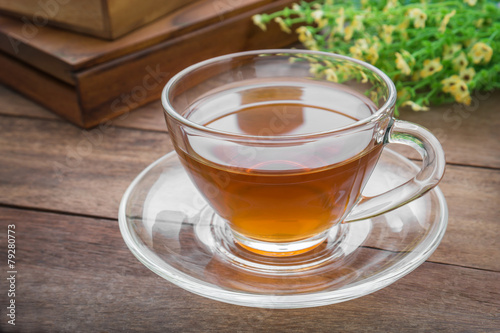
(177, 83, 382, 243)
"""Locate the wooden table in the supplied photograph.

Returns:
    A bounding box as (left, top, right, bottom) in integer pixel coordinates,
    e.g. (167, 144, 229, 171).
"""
(0, 83, 498, 332)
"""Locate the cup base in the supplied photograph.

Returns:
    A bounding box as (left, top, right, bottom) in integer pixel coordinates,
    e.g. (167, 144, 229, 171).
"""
(203, 210, 351, 275)
(231, 228, 330, 257)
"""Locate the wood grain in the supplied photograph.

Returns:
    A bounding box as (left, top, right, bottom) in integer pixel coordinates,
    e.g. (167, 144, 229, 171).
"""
(0, 206, 498, 332)
(111, 100, 166, 131)
(0, 115, 498, 273)
(0, 115, 172, 219)
(0, 0, 199, 40)
(0, 0, 106, 36)
(399, 91, 500, 168)
(106, 0, 199, 39)
(428, 164, 500, 271)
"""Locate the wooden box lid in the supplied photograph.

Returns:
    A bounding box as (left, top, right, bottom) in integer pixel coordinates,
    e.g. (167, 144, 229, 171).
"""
(0, 0, 199, 40)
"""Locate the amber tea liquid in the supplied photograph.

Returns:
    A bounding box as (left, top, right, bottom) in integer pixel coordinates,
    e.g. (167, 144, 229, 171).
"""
(177, 82, 382, 244)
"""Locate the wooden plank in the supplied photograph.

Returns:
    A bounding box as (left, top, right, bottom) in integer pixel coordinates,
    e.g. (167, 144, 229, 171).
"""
(431, 164, 500, 271)
(0, 115, 498, 272)
(0, 115, 173, 219)
(0, 0, 289, 83)
(399, 91, 500, 169)
(0, 85, 58, 120)
(0, 206, 498, 332)
(111, 100, 166, 131)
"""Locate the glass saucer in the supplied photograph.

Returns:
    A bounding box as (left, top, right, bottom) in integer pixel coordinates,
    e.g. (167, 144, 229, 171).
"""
(118, 148, 447, 309)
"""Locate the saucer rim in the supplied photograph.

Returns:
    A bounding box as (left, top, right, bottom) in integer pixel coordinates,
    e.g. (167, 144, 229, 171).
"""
(118, 149, 448, 308)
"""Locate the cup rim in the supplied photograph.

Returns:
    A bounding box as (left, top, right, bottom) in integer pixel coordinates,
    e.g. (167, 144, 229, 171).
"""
(161, 49, 397, 140)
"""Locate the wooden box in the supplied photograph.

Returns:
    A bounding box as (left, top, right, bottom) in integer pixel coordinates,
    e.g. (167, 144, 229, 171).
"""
(0, 0, 298, 128)
(0, 0, 199, 40)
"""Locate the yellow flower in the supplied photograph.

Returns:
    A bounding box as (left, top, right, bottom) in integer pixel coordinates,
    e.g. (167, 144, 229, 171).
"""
(370, 91, 379, 102)
(401, 50, 415, 66)
(296, 26, 312, 43)
(384, 0, 399, 12)
(336, 62, 355, 79)
(355, 38, 369, 51)
(311, 10, 323, 21)
(323, 60, 334, 67)
(420, 58, 443, 78)
(292, 3, 302, 12)
(469, 42, 493, 64)
(452, 52, 469, 70)
(395, 52, 411, 75)
(443, 44, 462, 60)
(439, 10, 456, 33)
(311, 10, 328, 28)
(309, 63, 322, 75)
(349, 45, 363, 60)
(352, 15, 365, 31)
(464, 0, 477, 6)
(366, 46, 379, 65)
(397, 88, 411, 103)
(305, 39, 319, 51)
(344, 26, 354, 41)
(381, 25, 395, 44)
(252, 14, 266, 31)
(450, 80, 471, 105)
(334, 8, 345, 34)
(274, 17, 291, 34)
(360, 71, 368, 83)
(402, 101, 429, 111)
(459, 67, 476, 84)
(441, 76, 471, 105)
(345, 15, 364, 41)
(441, 75, 461, 93)
(324, 68, 338, 82)
(296, 26, 318, 50)
(407, 8, 427, 29)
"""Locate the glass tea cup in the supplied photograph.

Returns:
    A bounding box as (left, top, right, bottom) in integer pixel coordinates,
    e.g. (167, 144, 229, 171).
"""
(161, 50, 445, 257)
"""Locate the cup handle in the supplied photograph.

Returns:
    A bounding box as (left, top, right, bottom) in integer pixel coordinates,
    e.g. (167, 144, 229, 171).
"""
(344, 119, 446, 223)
